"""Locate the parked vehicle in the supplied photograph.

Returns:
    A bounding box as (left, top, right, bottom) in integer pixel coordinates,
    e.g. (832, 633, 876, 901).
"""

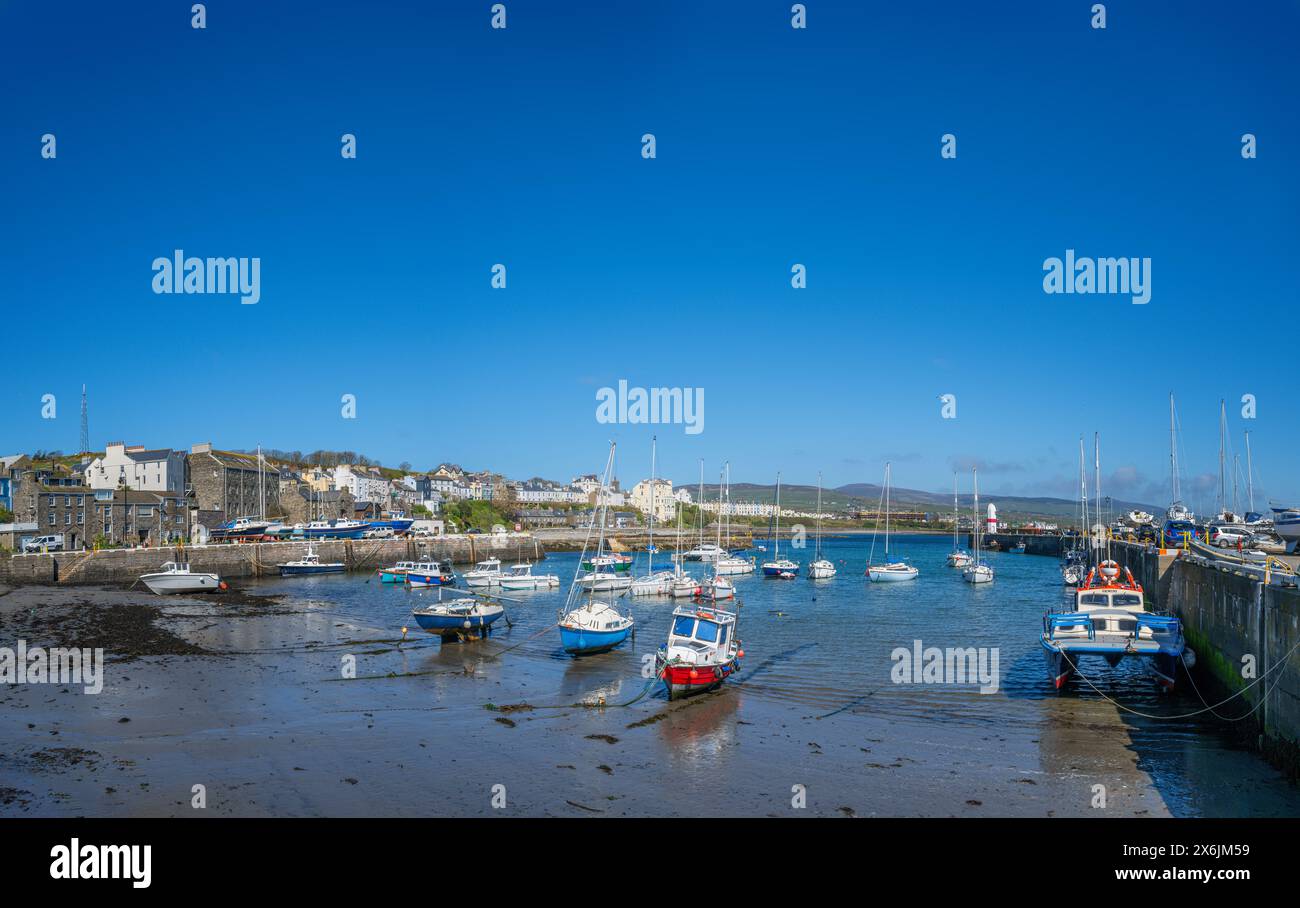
(23, 534, 64, 553)
(1211, 526, 1253, 548)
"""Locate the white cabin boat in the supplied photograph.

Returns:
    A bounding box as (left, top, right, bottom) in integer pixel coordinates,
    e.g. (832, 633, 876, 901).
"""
(140, 561, 222, 595)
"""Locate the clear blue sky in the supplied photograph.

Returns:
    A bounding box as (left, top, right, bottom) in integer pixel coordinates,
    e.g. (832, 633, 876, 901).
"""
(2, 1, 1296, 511)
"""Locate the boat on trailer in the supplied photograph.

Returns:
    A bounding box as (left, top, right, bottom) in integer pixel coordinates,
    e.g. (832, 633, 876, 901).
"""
(1040, 559, 1189, 690)
(655, 603, 743, 700)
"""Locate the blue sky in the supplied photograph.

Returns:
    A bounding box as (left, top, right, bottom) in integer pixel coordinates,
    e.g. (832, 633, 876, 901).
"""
(2, 1, 1296, 509)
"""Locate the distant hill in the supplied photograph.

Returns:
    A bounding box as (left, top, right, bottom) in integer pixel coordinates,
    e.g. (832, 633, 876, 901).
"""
(680, 481, 1159, 524)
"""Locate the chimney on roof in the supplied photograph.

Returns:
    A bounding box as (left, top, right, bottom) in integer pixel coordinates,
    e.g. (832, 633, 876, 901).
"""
(191, 442, 213, 454)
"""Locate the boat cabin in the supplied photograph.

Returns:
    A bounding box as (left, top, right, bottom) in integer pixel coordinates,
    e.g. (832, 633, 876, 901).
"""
(666, 608, 736, 659)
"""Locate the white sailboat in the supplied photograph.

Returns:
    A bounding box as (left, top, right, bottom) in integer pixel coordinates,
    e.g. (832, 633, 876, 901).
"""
(697, 465, 737, 600)
(714, 463, 757, 575)
(962, 468, 994, 584)
(761, 472, 799, 576)
(629, 436, 676, 596)
(808, 471, 836, 579)
(867, 463, 918, 582)
(945, 472, 972, 568)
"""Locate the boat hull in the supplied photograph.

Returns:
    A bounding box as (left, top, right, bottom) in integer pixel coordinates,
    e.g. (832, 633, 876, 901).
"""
(559, 625, 632, 655)
(406, 572, 454, 587)
(762, 563, 799, 576)
(658, 658, 740, 699)
(377, 570, 407, 584)
(301, 526, 368, 540)
(141, 573, 221, 594)
(868, 566, 918, 583)
(280, 563, 345, 576)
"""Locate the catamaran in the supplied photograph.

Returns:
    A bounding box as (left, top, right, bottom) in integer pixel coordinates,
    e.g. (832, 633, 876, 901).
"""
(866, 463, 918, 582)
(655, 603, 743, 699)
(946, 472, 972, 568)
(962, 468, 994, 584)
(761, 472, 799, 576)
(558, 443, 635, 655)
(808, 471, 836, 579)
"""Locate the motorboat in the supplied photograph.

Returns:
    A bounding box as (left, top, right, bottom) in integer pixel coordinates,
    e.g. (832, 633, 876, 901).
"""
(463, 557, 504, 587)
(497, 562, 561, 591)
(140, 561, 222, 594)
(280, 544, 345, 576)
(654, 604, 742, 700)
(377, 561, 418, 583)
(405, 559, 456, 587)
(1041, 559, 1189, 690)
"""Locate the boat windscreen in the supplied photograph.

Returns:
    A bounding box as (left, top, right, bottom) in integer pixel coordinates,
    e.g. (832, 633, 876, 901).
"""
(695, 621, 720, 643)
(1113, 593, 1142, 607)
(671, 615, 696, 638)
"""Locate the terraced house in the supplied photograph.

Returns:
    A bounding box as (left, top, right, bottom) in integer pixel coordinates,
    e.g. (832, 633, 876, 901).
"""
(30, 486, 189, 549)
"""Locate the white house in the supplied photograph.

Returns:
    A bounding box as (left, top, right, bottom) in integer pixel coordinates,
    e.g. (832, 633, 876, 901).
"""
(630, 478, 676, 523)
(85, 443, 186, 494)
(332, 465, 391, 504)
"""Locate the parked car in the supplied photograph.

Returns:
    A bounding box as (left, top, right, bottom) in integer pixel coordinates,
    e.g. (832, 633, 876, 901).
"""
(1161, 520, 1199, 547)
(1211, 526, 1252, 548)
(23, 534, 65, 553)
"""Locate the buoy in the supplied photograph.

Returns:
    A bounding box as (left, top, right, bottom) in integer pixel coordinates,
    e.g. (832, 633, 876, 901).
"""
(218, 581, 228, 590)
(689, 669, 699, 679)
(737, 650, 744, 659)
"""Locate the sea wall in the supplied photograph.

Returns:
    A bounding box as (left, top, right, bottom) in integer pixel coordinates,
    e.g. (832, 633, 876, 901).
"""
(966, 532, 1065, 556)
(1110, 540, 1300, 775)
(0, 533, 546, 587)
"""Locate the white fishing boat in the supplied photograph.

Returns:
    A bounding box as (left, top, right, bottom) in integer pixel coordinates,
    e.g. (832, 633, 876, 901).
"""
(962, 469, 994, 584)
(497, 562, 560, 591)
(140, 561, 222, 595)
(946, 472, 972, 568)
(808, 471, 836, 579)
(463, 557, 504, 588)
(280, 543, 346, 576)
(761, 473, 799, 576)
(867, 463, 919, 583)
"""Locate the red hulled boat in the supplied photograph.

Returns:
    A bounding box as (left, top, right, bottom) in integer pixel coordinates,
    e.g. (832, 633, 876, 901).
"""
(655, 603, 742, 699)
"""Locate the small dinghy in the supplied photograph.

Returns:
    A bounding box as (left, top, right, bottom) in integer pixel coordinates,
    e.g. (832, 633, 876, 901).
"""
(140, 561, 223, 595)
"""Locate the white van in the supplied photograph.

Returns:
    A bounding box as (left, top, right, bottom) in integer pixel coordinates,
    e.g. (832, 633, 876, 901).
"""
(23, 534, 65, 553)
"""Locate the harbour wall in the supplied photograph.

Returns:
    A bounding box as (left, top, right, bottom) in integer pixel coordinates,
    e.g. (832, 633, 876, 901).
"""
(0, 533, 547, 587)
(1111, 540, 1300, 774)
(966, 532, 1066, 556)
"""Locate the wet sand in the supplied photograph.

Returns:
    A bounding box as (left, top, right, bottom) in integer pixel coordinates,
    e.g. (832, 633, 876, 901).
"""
(0, 577, 1179, 817)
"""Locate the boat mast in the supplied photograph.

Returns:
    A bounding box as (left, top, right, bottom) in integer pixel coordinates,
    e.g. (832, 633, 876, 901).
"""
(258, 444, 265, 521)
(1218, 399, 1227, 517)
(697, 459, 704, 551)
(1246, 431, 1255, 514)
(815, 471, 823, 561)
(1094, 432, 1105, 558)
(774, 473, 782, 560)
(714, 465, 725, 580)
(1169, 392, 1181, 507)
(1078, 436, 1089, 556)
(972, 468, 980, 561)
(648, 435, 657, 576)
(952, 472, 959, 553)
(1232, 453, 1241, 517)
(724, 462, 732, 552)
(883, 462, 892, 559)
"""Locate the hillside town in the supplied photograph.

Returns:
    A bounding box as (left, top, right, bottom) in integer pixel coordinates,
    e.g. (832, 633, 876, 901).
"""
(0, 441, 879, 553)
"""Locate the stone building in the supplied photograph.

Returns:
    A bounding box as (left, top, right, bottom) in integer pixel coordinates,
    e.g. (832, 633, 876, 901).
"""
(279, 486, 356, 525)
(187, 443, 281, 521)
(27, 485, 189, 548)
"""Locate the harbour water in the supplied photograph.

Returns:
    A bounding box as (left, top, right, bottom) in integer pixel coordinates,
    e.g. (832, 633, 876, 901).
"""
(4, 533, 1298, 817)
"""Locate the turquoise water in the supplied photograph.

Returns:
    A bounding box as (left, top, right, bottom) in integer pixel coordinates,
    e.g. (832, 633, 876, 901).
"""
(240, 532, 1300, 816)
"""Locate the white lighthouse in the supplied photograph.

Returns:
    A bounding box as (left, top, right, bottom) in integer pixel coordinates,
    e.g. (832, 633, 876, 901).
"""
(986, 503, 998, 535)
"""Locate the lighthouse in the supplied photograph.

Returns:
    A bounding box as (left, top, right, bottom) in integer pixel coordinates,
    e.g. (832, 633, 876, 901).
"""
(986, 503, 998, 535)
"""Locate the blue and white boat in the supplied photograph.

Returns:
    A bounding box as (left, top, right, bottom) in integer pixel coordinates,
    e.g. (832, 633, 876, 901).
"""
(866, 463, 919, 583)
(411, 593, 505, 640)
(405, 559, 456, 588)
(366, 517, 415, 535)
(300, 519, 368, 540)
(1271, 506, 1300, 553)
(280, 544, 345, 576)
(1041, 560, 1190, 690)
(558, 443, 634, 656)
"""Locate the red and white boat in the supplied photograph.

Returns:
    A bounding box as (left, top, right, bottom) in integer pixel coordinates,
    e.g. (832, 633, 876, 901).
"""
(654, 604, 743, 700)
